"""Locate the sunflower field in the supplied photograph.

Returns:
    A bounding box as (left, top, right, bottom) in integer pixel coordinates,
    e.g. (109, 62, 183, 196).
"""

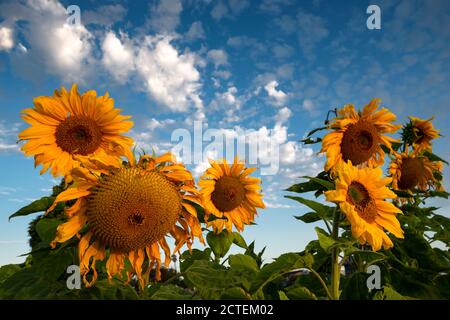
(0, 85, 448, 300)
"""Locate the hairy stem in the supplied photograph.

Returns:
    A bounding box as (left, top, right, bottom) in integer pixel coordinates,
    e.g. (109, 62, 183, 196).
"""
(308, 268, 333, 300)
(330, 206, 341, 300)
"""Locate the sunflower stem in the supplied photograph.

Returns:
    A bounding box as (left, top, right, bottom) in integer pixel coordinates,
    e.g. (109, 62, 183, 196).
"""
(308, 268, 333, 300)
(330, 206, 341, 300)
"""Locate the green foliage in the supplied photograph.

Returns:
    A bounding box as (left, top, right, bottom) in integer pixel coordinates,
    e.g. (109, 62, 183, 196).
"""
(9, 196, 56, 220)
(422, 150, 449, 165)
(285, 196, 334, 219)
(285, 146, 450, 301)
(75, 280, 139, 300)
(35, 218, 61, 245)
(2, 116, 449, 301)
(285, 173, 333, 197)
(0, 268, 70, 299)
(180, 248, 212, 272)
(206, 230, 248, 261)
(206, 230, 234, 260)
(315, 227, 338, 252)
(284, 284, 317, 300)
(147, 284, 194, 300)
(0, 264, 21, 285)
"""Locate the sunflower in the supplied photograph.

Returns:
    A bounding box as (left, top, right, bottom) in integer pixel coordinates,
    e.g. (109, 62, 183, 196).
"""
(325, 160, 404, 251)
(389, 147, 443, 192)
(402, 116, 440, 152)
(199, 157, 265, 233)
(47, 152, 203, 288)
(321, 99, 401, 171)
(18, 84, 134, 178)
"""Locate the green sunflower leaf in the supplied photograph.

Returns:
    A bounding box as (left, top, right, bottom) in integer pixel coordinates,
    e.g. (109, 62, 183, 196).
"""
(35, 218, 62, 245)
(301, 137, 322, 144)
(295, 211, 322, 223)
(285, 195, 333, 218)
(148, 284, 193, 300)
(392, 189, 414, 198)
(0, 264, 22, 285)
(315, 227, 335, 252)
(220, 287, 250, 300)
(306, 126, 327, 137)
(302, 176, 334, 190)
(278, 290, 290, 300)
(285, 284, 317, 300)
(206, 230, 234, 260)
(228, 254, 259, 272)
(422, 150, 449, 165)
(8, 196, 56, 221)
(427, 190, 450, 199)
(376, 286, 411, 300)
(179, 248, 212, 272)
(232, 232, 248, 249)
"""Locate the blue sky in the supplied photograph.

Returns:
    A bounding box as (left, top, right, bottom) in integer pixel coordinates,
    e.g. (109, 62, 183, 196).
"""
(0, 0, 449, 266)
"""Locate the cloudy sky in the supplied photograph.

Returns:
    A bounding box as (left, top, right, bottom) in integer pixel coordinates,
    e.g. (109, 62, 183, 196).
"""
(0, 0, 449, 265)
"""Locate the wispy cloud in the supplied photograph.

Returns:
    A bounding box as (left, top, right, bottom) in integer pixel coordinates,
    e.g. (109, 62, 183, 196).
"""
(0, 121, 21, 153)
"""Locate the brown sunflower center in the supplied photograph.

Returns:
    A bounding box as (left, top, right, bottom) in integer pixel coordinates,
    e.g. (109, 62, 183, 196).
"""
(211, 176, 246, 212)
(55, 116, 102, 155)
(341, 120, 379, 165)
(347, 181, 377, 223)
(87, 168, 182, 252)
(398, 157, 423, 190)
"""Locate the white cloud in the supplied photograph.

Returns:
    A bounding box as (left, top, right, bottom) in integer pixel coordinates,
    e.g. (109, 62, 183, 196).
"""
(148, 0, 183, 33)
(130, 118, 177, 153)
(186, 21, 206, 40)
(276, 63, 294, 80)
(0, 186, 16, 196)
(297, 10, 329, 59)
(207, 49, 229, 67)
(0, 121, 21, 152)
(222, 86, 239, 105)
(208, 86, 243, 123)
(147, 118, 176, 131)
(0, 0, 94, 82)
(264, 80, 288, 106)
(135, 35, 204, 114)
(0, 26, 13, 51)
(192, 149, 219, 177)
(300, 97, 322, 117)
(273, 14, 296, 34)
(83, 4, 127, 27)
(302, 99, 314, 112)
(260, 0, 292, 14)
(274, 107, 292, 125)
(51, 24, 92, 76)
(228, 0, 250, 14)
(210, 0, 249, 21)
(211, 1, 229, 20)
(213, 69, 231, 80)
(265, 201, 293, 209)
(101, 32, 135, 83)
(272, 43, 294, 59)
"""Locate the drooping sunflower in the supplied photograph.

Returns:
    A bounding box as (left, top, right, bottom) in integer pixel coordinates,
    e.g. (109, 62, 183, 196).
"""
(389, 147, 443, 192)
(321, 99, 401, 171)
(199, 157, 265, 233)
(47, 152, 203, 288)
(18, 84, 134, 178)
(325, 160, 404, 251)
(402, 116, 440, 152)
